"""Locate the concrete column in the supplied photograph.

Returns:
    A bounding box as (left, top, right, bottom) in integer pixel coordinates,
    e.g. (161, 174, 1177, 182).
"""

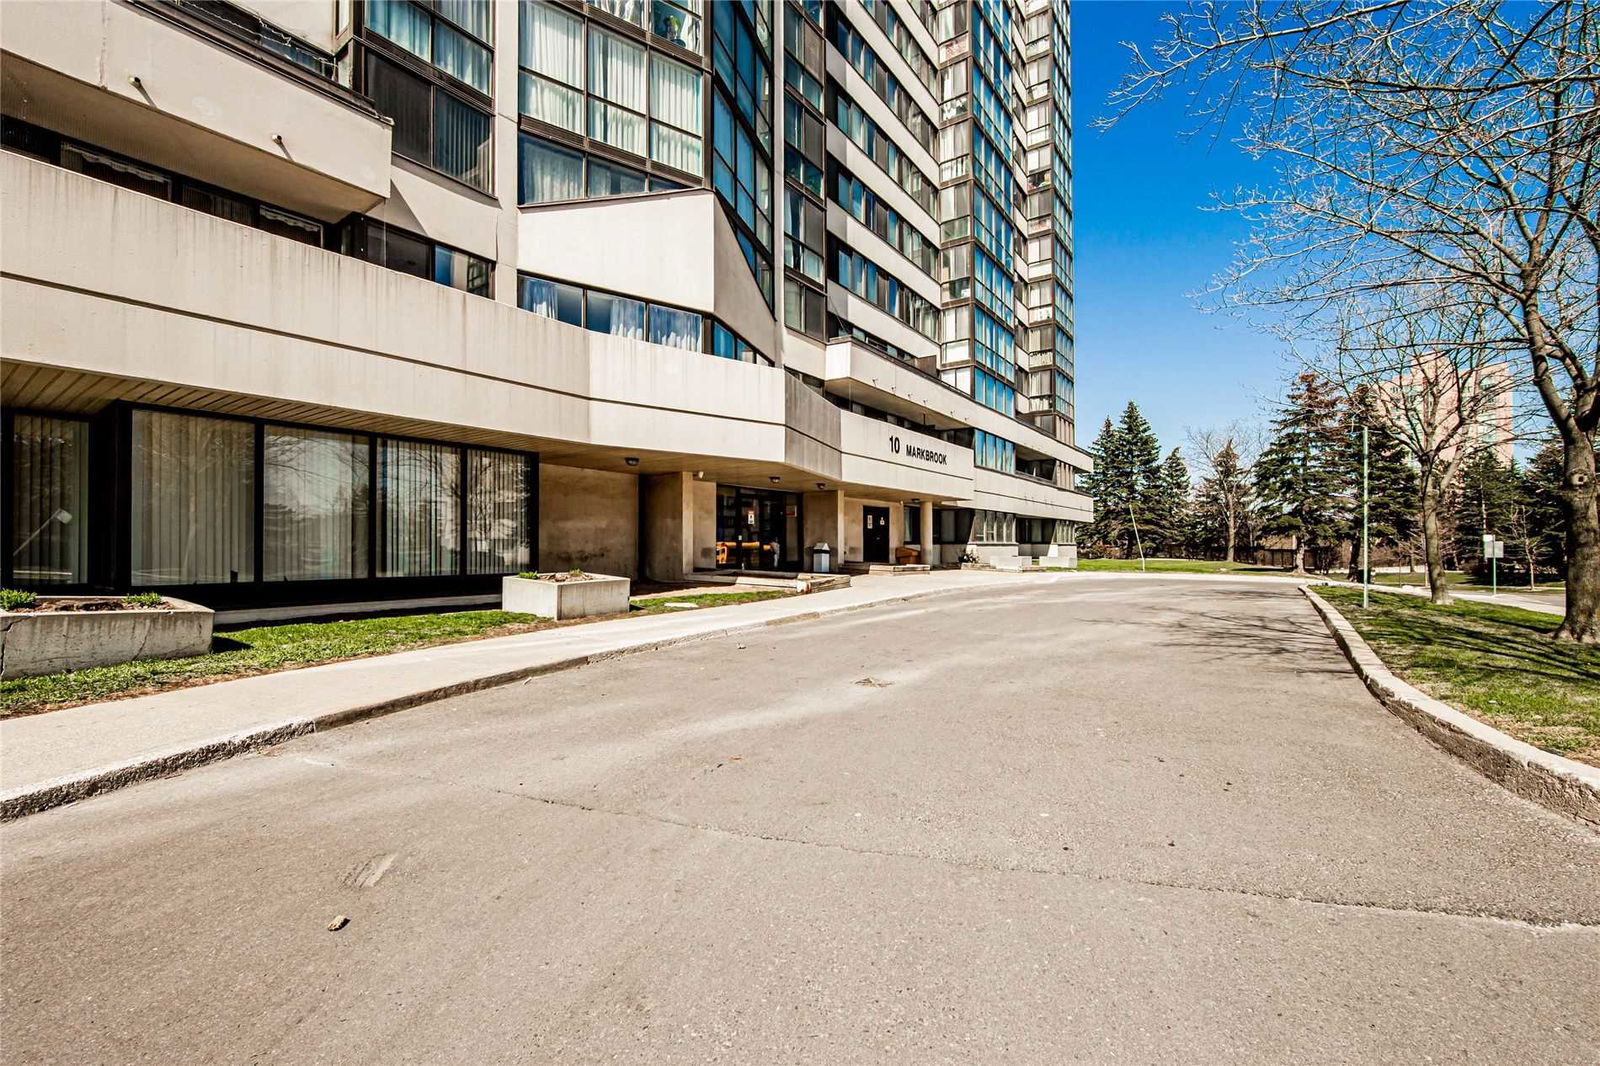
(919, 499, 934, 563)
(641, 472, 695, 581)
(802, 489, 845, 571)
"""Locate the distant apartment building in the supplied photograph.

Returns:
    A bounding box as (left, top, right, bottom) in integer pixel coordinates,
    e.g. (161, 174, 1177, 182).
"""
(1382, 360, 1515, 468)
(1, 0, 1090, 611)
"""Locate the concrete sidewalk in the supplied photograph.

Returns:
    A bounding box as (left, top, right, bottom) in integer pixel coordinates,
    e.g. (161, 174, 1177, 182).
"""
(0, 569, 1039, 819)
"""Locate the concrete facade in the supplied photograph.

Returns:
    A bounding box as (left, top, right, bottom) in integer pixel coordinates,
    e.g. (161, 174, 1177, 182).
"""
(1, 0, 1092, 611)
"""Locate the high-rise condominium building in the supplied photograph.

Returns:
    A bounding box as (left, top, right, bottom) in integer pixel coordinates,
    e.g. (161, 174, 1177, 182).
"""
(1, 0, 1090, 612)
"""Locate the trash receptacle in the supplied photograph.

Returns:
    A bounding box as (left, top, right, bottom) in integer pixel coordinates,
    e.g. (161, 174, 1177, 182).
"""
(811, 542, 832, 574)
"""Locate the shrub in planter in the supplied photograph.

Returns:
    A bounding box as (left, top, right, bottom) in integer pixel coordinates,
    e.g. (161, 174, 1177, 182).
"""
(1, 589, 38, 611)
(123, 591, 165, 608)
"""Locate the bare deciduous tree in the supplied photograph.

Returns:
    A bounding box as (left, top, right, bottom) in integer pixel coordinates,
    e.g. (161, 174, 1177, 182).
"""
(1103, 0, 1600, 641)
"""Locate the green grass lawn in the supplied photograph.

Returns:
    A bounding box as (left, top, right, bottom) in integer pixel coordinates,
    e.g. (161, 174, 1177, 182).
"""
(1318, 587, 1599, 765)
(1074, 557, 1292, 576)
(1366, 570, 1565, 594)
(0, 590, 794, 718)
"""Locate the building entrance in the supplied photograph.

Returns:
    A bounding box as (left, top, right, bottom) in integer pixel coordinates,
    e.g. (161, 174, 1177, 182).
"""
(715, 485, 802, 571)
(863, 505, 891, 564)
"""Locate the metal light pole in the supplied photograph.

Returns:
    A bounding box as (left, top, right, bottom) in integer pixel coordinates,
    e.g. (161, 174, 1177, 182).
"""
(1361, 426, 1370, 610)
(1128, 501, 1146, 572)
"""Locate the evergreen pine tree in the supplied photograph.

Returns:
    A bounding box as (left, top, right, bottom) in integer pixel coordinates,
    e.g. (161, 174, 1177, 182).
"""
(1522, 433, 1569, 575)
(1150, 448, 1193, 556)
(1115, 402, 1163, 559)
(1451, 449, 1520, 568)
(1079, 418, 1128, 556)
(1254, 373, 1346, 573)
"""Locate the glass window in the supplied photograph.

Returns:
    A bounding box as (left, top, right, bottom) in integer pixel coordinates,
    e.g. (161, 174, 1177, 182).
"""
(650, 54, 702, 133)
(130, 411, 255, 585)
(263, 426, 370, 581)
(589, 28, 647, 111)
(649, 304, 702, 350)
(9, 415, 90, 585)
(466, 450, 532, 574)
(652, 0, 702, 51)
(433, 245, 491, 296)
(433, 21, 490, 93)
(377, 439, 460, 577)
(587, 158, 647, 197)
(588, 99, 647, 155)
(521, 71, 583, 132)
(518, 134, 584, 203)
(365, 52, 433, 163)
(591, 0, 647, 29)
(437, 0, 491, 42)
(519, 275, 583, 325)
(586, 292, 645, 339)
(366, 0, 432, 62)
(61, 145, 172, 200)
(258, 206, 323, 247)
(181, 186, 252, 226)
(434, 89, 492, 188)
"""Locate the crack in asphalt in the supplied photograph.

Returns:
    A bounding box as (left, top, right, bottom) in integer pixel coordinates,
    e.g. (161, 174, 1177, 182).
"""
(294, 754, 1600, 932)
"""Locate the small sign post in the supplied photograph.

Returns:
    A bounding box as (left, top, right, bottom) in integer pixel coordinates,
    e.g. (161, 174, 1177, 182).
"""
(1484, 536, 1504, 596)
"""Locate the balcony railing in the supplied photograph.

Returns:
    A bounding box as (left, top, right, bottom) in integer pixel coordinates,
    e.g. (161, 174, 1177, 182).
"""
(143, 0, 342, 83)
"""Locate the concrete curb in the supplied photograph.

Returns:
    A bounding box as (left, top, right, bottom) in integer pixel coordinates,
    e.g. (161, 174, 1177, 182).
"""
(0, 585, 970, 821)
(1301, 586, 1600, 830)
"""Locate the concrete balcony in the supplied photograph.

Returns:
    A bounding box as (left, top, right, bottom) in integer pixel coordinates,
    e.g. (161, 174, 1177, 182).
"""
(0, 0, 391, 221)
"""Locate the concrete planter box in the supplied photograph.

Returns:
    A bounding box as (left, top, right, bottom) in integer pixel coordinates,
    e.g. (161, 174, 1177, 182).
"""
(502, 574, 631, 620)
(0, 596, 213, 680)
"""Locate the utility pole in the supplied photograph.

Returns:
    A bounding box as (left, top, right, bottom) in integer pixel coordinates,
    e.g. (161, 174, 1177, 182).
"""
(1361, 426, 1370, 610)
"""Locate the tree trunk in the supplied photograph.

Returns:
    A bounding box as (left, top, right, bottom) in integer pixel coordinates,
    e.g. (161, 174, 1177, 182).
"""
(1554, 435, 1599, 642)
(1292, 537, 1306, 575)
(1224, 510, 1237, 563)
(1420, 485, 1451, 606)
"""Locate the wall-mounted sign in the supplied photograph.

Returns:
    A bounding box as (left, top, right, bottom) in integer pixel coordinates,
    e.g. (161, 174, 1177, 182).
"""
(888, 435, 949, 466)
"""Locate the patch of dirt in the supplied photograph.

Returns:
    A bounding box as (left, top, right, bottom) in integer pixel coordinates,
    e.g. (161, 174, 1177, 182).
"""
(4, 598, 171, 613)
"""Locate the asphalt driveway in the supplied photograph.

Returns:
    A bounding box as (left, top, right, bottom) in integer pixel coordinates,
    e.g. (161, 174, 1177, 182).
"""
(2, 577, 1595, 1064)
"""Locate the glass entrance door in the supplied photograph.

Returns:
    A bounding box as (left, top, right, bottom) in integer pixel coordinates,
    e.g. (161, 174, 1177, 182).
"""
(716, 485, 802, 570)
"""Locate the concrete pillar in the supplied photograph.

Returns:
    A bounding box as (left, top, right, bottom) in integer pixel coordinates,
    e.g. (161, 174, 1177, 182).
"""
(641, 472, 694, 581)
(920, 499, 934, 563)
(802, 489, 845, 571)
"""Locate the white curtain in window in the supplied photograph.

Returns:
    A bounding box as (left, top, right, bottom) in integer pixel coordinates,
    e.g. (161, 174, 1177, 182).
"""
(466, 450, 531, 575)
(520, 1, 583, 86)
(131, 411, 255, 586)
(519, 135, 584, 203)
(521, 72, 582, 130)
(650, 55, 702, 133)
(589, 28, 646, 110)
(650, 124, 702, 174)
(589, 99, 647, 155)
(366, 0, 431, 62)
(649, 305, 703, 351)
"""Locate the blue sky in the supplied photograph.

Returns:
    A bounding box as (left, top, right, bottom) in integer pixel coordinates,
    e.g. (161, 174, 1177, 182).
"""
(1070, 0, 1286, 458)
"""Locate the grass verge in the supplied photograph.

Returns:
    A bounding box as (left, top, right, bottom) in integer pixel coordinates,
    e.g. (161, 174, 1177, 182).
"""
(1318, 586, 1600, 766)
(1074, 558, 1292, 576)
(1366, 570, 1565, 594)
(1, 590, 794, 719)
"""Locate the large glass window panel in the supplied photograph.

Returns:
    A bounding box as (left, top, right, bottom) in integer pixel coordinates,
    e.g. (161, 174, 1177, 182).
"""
(649, 304, 702, 350)
(519, 1, 583, 87)
(650, 54, 702, 133)
(433, 21, 490, 93)
(586, 292, 645, 339)
(518, 134, 584, 203)
(433, 245, 491, 296)
(650, 124, 702, 173)
(9, 415, 90, 585)
(589, 28, 646, 110)
(589, 99, 647, 156)
(377, 439, 460, 577)
(520, 72, 583, 131)
(437, 0, 491, 42)
(519, 275, 583, 325)
(591, 0, 648, 28)
(466, 450, 531, 575)
(434, 89, 492, 189)
(366, 0, 431, 62)
(365, 53, 432, 163)
(263, 426, 370, 582)
(653, 0, 701, 51)
(130, 411, 255, 586)
(587, 157, 647, 197)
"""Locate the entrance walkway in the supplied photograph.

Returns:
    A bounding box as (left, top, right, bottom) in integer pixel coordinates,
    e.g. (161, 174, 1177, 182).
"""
(0, 569, 1035, 817)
